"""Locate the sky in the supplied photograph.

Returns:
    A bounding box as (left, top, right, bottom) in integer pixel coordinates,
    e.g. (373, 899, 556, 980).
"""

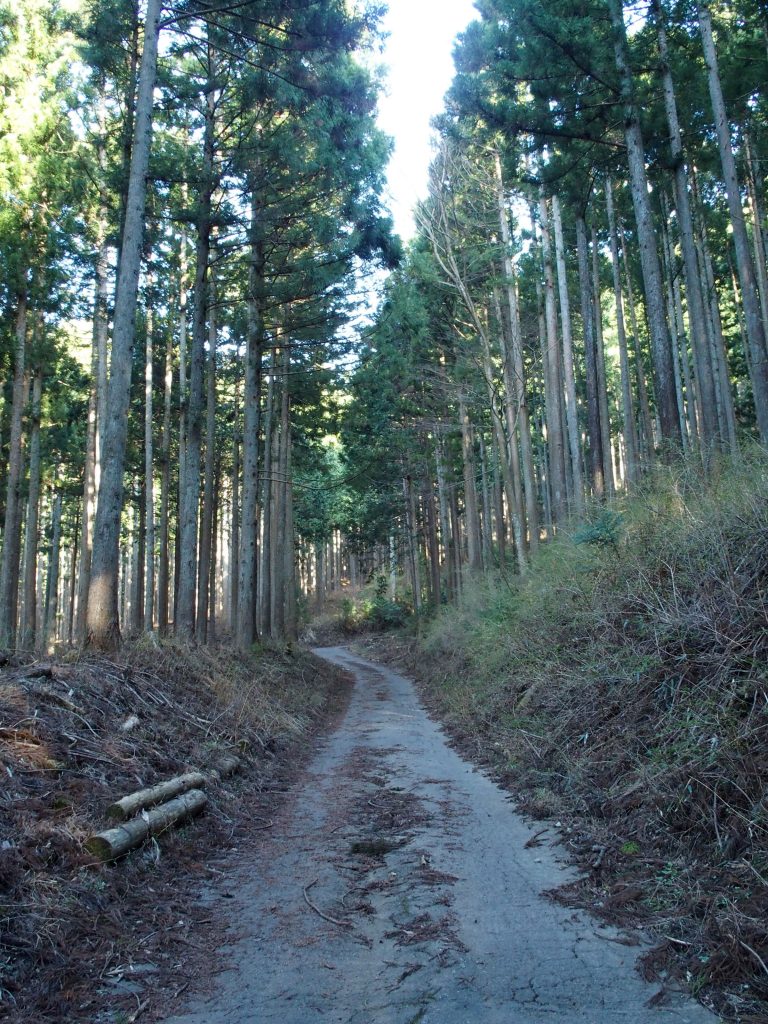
(375, 0, 478, 241)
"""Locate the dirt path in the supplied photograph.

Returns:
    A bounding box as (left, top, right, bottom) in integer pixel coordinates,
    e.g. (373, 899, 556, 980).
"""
(162, 647, 717, 1024)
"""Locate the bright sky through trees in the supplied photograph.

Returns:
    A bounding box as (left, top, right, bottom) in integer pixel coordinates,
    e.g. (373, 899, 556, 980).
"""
(376, 0, 477, 240)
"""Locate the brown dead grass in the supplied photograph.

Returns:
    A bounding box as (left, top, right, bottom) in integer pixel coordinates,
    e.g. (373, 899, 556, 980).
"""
(0, 638, 350, 1023)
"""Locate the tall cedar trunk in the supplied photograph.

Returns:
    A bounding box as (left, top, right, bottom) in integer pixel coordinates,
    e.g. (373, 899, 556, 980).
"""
(259, 357, 275, 636)
(315, 543, 325, 613)
(0, 290, 28, 648)
(661, 188, 699, 443)
(534, 275, 555, 540)
(21, 369, 42, 647)
(423, 477, 441, 606)
(177, 215, 189, 578)
(283, 428, 297, 641)
(208, 466, 218, 638)
(493, 154, 539, 551)
(609, 0, 680, 447)
(403, 475, 422, 613)
(67, 518, 78, 645)
(605, 179, 639, 483)
(576, 217, 606, 497)
(237, 187, 264, 649)
(689, 162, 734, 442)
(196, 263, 217, 642)
(43, 489, 63, 650)
(479, 438, 493, 567)
(619, 220, 656, 460)
(270, 347, 289, 640)
(538, 197, 567, 523)
(491, 289, 525, 551)
(551, 196, 584, 512)
(652, 0, 720, 448)
(157, 316, 173, 634)
(435, 437, 456, 602)
(695, 200, 738, 448)
(698, 2, 768, 441)
(458, 395, 483, 574)
(229, 377, 240, 632)
(480, 330, 526, 573)
(745, 136, 768, 337)
(177, 71, 215, 637)
(660, 216, 690, 448)
(130, 485, 145, 634)
(144, 283, 155, 630)
(491, 432, 506, 564)
(86, 0, 162, 649)
(116, 1, 140, 255)
(76, 191, 109, 643)
(592, 226, 615, 494)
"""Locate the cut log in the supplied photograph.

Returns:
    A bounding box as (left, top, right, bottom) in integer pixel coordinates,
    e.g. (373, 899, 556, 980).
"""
(107, 771, 206, 820)
(209, 754, 240, 781)
(87, 789, 207, 861)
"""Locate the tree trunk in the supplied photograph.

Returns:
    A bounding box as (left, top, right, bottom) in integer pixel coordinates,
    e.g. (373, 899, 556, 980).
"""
(144, 287, 155, 630)
(157, 315, 173, 634)
(237, 187, 265, 650)
(177, 69, 215, 638)
(21, 368, 42, 648)
(480, 330, 526, 573)
(196, 261, 217, 642)
(76, 192, 109, 644)
(538, 196, 567, 523)
(652, 0, 720, 449)
(698, 1, 768, 441)
(403, 475, 422, 612)
(695, 201, 738, 449)
(605, 179, 639, 484)
(43, 489, 63, 650)
(576, 216, 605, 498)
(86, 0, 162, 649)
(609, 0, 680, 447)
(283, 429, 297, 641)
(551, 195, 584, 513)
(592, 225, 615, 494)
(493, 153, 539, 551)
(259, 356, 276, 636)
(271, 347, 289, 640)
(0, 290, 28, 649)
(458, 395, 483, 574)
(230, 374, 240, 634)
(619, 221, 655, 462)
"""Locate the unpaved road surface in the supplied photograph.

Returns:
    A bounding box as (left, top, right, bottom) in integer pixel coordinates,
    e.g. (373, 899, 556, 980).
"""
(163, 647, 716, 1024)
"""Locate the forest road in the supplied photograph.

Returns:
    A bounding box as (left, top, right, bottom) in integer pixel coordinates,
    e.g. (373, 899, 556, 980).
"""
(162, 646, 717, 1024)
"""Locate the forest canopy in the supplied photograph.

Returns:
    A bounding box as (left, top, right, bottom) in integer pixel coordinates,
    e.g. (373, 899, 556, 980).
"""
(1, 0, 767, 650)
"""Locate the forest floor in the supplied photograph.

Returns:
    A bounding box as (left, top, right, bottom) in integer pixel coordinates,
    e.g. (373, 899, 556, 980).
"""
(156, 646, 715, 1024)
(0, 638, 352, 1023)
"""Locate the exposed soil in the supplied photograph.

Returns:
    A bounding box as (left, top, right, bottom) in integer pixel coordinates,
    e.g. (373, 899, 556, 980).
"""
(0, 640, 352, 1023)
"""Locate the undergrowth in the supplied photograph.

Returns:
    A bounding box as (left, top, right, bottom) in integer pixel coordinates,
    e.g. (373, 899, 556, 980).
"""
(417, 451, 768, 1021)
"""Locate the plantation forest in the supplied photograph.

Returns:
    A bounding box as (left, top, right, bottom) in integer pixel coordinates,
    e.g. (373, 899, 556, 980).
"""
(3, 0, 768, 1018)
(0, 0, 766, 650)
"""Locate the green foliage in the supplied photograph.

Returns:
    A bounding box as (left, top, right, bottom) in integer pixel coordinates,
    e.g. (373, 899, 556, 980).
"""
(573, 509, 624, 551)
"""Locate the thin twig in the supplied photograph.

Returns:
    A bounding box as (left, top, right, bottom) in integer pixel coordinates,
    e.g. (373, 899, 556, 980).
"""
(739, 939, 768, 979)
(302, 879, 353, 929)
